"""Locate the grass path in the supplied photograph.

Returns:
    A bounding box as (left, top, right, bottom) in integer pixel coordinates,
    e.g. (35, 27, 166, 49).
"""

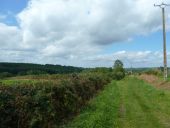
(63, 77, 170, 128)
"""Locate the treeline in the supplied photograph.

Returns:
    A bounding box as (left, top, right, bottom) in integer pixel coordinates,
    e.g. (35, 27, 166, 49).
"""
(0, 62, 84, 77)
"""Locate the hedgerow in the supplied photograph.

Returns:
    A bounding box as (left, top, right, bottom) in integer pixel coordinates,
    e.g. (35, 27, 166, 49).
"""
(0, 72, 115, 128)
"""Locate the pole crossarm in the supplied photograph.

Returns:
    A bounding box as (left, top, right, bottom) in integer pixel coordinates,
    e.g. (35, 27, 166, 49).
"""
(154, 2, 170, 8)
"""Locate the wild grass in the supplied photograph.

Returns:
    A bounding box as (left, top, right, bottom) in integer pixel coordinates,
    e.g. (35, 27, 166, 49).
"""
(64, 77, 170, 128)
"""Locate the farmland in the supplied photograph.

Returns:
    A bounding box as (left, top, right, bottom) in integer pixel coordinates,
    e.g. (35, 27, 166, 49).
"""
(1, 62, 170, 128)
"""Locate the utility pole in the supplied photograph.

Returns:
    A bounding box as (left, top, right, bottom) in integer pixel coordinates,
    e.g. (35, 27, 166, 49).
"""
(154, 2, 170, 81)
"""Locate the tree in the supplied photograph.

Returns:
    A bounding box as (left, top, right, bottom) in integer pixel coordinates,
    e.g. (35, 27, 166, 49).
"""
(113, 60, 123, 69)
(112, 60, 125, 80)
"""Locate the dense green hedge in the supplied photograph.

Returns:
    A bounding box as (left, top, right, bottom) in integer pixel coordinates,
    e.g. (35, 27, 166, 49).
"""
(0, 72, 113, 128)
(143, 69, 162, 76)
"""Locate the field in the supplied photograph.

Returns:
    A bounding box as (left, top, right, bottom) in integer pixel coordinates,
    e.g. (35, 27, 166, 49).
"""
(64, 77, 170, 128)
(1, 65, 170, 128)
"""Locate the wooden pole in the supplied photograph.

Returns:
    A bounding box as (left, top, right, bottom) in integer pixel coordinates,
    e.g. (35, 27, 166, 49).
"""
(154, 3, 169, 81)
(162, 8, 168, 80)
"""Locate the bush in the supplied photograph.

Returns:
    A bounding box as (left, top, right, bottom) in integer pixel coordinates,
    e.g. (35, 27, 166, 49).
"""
(144, 69, 162, 76)
(0, 72, 13, 79)
(112, 71, 125, 80)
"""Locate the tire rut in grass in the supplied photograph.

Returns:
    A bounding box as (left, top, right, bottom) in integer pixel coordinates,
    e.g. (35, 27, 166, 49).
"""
(131, 83, 162, 128)
(118, 102, 126, 118)
(117, 78, 162, 128)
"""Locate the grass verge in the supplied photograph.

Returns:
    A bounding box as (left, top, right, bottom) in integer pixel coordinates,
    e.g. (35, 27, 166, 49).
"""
(63, 77, 170, 128)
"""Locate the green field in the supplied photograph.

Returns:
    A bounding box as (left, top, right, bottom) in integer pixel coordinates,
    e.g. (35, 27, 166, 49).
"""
(64, 77, 170, 128)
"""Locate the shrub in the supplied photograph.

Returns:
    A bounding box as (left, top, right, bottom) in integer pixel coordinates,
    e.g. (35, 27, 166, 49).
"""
(144, 69, 162, 76)
(112, 71, 125, 80)
(0, 72, 13, 79)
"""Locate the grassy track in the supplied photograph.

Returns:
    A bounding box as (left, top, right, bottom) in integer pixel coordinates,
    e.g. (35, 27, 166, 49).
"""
(63, 77, 170, 128)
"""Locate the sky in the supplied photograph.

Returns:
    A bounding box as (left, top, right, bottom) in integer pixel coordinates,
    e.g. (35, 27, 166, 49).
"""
(0, 0, 170, 68)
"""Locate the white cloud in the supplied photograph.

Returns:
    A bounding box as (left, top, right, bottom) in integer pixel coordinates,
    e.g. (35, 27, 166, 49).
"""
(0, 0, 170, 67)
(0, 23, 22, 49)
(17, 0, 166, 53)
(84, 51, 166, 67)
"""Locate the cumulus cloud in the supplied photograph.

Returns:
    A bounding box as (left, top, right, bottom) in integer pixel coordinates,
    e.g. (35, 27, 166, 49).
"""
(84, 51, 166, 67)
(0, 0, 169, 67)
(0, 23, 22, 49)
(17, 0, 167, 55)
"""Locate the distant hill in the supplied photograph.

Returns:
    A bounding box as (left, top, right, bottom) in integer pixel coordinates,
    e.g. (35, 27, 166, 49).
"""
(0, 62, 84, 75)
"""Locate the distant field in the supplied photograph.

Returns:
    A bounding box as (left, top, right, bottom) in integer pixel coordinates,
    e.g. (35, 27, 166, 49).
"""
(0, 79, 40, 86)
(0, 74, 68, 86)
(64, 77, 170, 128)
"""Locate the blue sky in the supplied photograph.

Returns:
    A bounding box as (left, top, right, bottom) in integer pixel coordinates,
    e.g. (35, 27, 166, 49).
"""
(105, 31, 170, 53)
(0, 0, 28, 25)
(0, 0, 170, 67)
(0, 0, 27, 13)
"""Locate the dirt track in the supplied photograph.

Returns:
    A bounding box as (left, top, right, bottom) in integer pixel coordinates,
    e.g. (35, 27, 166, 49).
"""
(138, 74, 170, 90)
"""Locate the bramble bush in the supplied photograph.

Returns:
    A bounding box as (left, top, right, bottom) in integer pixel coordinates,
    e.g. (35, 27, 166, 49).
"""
(0, 72, 114, 128)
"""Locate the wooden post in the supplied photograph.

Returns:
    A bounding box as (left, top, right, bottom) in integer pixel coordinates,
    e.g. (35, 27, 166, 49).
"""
(162, 8, 168, 80)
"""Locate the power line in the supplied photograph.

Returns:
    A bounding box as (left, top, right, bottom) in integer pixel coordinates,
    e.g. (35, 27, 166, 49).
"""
(154, 2, 170, 81)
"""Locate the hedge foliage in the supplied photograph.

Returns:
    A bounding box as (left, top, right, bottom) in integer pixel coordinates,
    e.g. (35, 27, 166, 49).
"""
(144, 69, 162, 76)
(0, 72, 113, 128)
